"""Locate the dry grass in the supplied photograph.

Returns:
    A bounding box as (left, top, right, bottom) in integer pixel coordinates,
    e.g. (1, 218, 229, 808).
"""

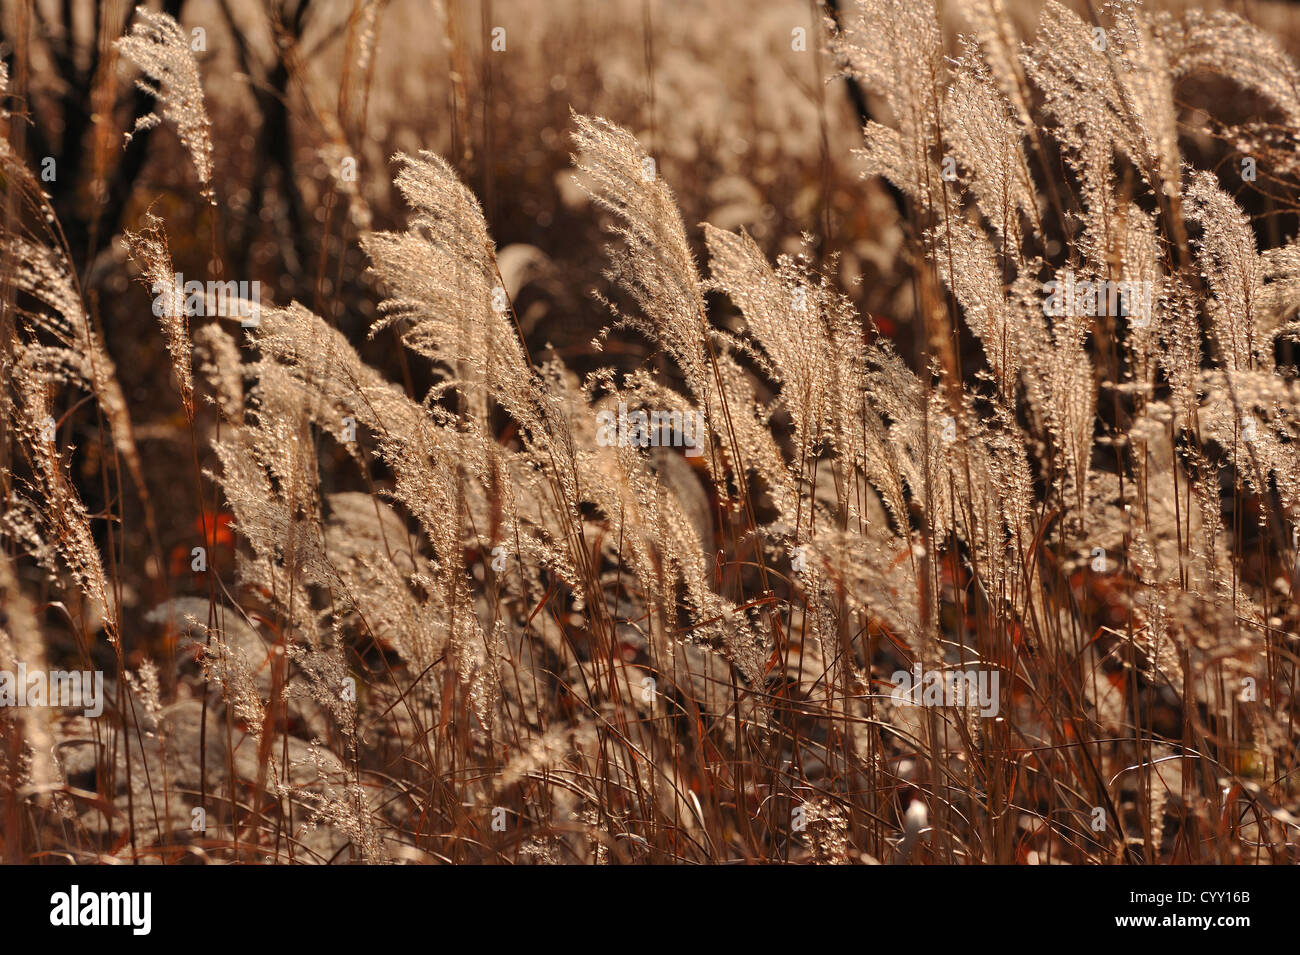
(2, 0, 1300, 864)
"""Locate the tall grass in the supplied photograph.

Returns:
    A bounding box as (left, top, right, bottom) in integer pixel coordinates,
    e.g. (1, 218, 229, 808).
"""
(2, 0, 1300, 864)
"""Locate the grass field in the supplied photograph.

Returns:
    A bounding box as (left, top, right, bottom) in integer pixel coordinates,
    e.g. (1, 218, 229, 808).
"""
(3, 0, 1300, 864)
